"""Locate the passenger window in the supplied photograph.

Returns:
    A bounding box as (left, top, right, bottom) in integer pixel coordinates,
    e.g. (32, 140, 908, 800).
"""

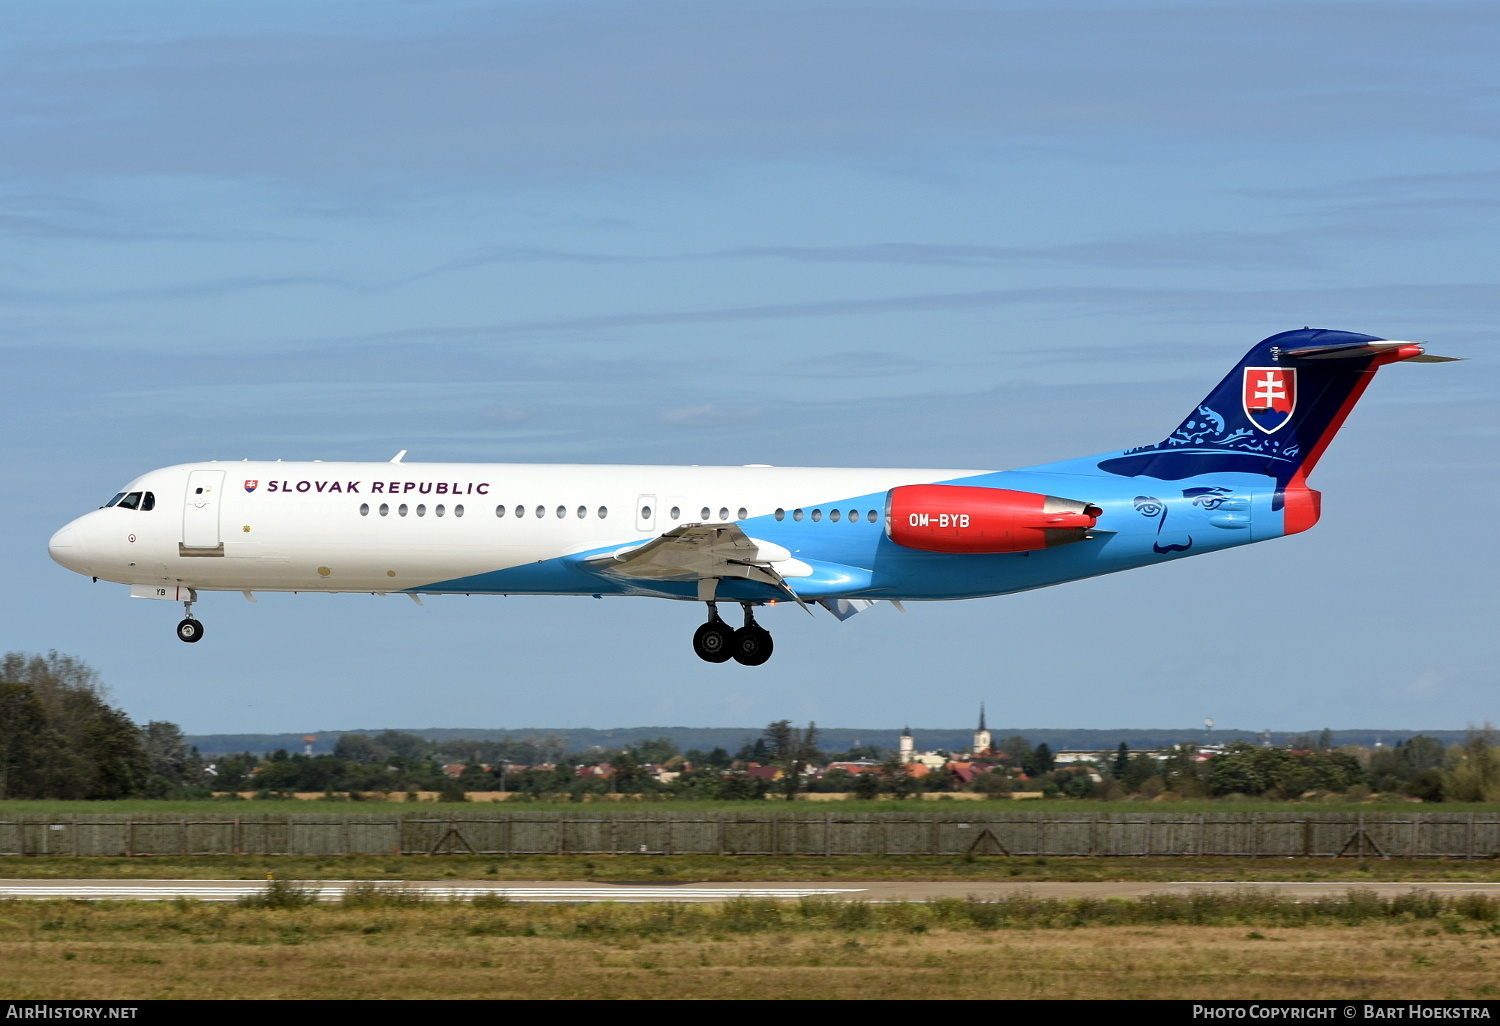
(116, 492, 141, 511)
(379, 503, 390, 517)
(435, 504, 445, 517)
(556, 505, 566, 519)
(454, 505, 464, 517)
(416, 504, 426, 517)
(775, 509, 785, 521)
(360, 503, 370, 516)
(399, 504, 409, 517)
(102, 492, 126, 508)
(700, 507, 710, 520)
(848, 509, 857, 523)
(792, 509, 803, 522)
(737, 508, 747, 520)
(670, 506, 680, 520)
(640, 505, 651, 520)
(496, 505, 506, 517)
(577, 505, 586, 518)
(718, 507, 728, 521)
(516, 504, 526, 518)
(867, 510, 878, 523)
(811, 509, 822, 522)
(535, 505, 545, 518)
(829, 509, 841, 522)
(598, 506, 608, 519)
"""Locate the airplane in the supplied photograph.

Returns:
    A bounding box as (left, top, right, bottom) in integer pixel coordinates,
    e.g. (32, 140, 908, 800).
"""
(48, 328, 1456, 665)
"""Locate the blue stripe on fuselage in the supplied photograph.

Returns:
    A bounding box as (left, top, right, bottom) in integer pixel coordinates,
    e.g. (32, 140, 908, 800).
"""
(413, 466, 1283, 602)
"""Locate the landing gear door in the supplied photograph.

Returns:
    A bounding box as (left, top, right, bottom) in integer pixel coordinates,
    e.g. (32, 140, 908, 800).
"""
(182, 470, 226, 554)
(635, 494, 657, 535)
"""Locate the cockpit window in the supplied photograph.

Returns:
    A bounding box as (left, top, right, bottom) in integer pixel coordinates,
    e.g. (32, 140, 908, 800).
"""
(140, 491, 155, 511)
(115, 492, 142, 511)
(102, 492, 126, 508)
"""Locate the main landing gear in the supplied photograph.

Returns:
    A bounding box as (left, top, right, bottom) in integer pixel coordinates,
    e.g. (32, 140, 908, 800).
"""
(692, 603, 773, 666)
(176, 599, 204, 644)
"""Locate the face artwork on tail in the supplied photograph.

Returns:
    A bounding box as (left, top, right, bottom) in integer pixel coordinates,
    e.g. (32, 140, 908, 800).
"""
(46, 327, 1458, 664)
(1134, 487, 1240, 554)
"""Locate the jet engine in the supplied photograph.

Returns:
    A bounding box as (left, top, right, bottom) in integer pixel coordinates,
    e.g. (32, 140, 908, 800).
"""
(885, 484, 1102, 554)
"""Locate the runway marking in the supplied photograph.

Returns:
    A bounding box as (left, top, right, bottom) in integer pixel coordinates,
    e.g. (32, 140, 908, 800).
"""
(0, 882, 868, 903)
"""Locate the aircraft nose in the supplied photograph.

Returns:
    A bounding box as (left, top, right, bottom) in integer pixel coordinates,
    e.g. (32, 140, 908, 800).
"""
(48, 524, 89, 573)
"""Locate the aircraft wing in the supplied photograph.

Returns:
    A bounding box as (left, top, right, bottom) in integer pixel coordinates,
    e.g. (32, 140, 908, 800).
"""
(582, 523, 810, 607)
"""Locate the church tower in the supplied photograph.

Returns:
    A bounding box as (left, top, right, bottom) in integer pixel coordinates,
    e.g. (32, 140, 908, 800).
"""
(973, 704, 992, 756)
(899, 726, 914, 764)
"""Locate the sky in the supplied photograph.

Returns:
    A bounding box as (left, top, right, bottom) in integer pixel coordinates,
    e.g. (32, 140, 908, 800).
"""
(2, 0, 1497, 736)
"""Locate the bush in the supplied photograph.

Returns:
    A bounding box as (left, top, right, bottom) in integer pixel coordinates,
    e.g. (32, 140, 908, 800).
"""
(238, 878, 319, 909)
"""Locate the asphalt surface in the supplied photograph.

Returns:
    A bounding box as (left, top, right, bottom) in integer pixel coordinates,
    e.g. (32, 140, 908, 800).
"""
(3, 880, 1499, 903)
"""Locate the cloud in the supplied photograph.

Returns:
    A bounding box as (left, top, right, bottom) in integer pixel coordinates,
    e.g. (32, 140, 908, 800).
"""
(658, 405, 763, 426)
(1408, 671, 1441, 695)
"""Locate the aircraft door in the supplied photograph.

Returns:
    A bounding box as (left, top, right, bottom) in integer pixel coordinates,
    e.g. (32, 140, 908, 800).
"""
(182, 470, 226, 554)
(635, 494, 657, 535)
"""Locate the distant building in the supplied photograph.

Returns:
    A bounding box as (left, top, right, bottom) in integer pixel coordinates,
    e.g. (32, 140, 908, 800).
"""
(899, 726, 915, 764)
(973, 704, 992, 757)
(826, 761, 881, 775)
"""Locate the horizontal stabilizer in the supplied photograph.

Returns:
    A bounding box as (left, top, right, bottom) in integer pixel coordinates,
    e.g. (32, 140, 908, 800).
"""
(1282, 340, 1457, 363)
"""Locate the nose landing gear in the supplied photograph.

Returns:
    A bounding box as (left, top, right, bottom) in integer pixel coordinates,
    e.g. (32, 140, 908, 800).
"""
(692, 602, 773, 665)
(176, 599, 204, 644)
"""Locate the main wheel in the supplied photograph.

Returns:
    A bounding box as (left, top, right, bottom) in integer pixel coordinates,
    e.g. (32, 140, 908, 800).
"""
(692, 621, 733, 663)
(731, 625, 773, 666)
(176, 618, 204, 644)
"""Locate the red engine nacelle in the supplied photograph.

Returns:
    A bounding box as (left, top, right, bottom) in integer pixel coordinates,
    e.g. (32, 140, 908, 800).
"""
(885, 484, 1102, 554)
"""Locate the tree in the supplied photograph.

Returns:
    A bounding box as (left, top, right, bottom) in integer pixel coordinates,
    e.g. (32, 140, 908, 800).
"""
(852, 770, 882, 800)
(629, 737, 679, 764)
(736, 737, 771, 763)
(999, 735, 1034, 768)
(1110, 742, 1130, 778)
(0, 651, 152, 799)
(1025, 742, 1055, 777)
(334, 733, 393, 765)
(0, 681, 51, 799)
(763, 720, 821, 800)
(1121, 752, 1159, 791)
(1441, 727, 1500, 803)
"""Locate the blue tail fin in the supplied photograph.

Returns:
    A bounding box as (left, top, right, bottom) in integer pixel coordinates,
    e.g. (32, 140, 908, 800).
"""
(1096, 328, 1428, 486)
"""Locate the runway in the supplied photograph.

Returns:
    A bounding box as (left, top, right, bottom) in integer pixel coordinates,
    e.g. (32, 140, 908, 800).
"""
(3, 879, 1499, 903)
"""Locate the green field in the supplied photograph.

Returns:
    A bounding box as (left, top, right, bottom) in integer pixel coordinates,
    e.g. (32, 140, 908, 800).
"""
(2, 891, 1498, 999)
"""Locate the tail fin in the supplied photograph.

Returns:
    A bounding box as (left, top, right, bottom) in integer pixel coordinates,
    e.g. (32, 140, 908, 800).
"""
(1096, 328, 1447, 531)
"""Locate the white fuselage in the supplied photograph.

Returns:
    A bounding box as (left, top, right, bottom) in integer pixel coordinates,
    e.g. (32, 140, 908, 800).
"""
(48, 460, 986, 598)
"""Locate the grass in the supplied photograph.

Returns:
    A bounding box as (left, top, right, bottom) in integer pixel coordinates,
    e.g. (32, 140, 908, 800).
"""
(2, 798, 1499, 815)
(1, 891, 1499, 999)
(2, 853, 1499, 882)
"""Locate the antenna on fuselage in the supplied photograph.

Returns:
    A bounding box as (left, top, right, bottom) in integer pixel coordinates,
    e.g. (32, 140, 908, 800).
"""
(390, 450, 407, 463)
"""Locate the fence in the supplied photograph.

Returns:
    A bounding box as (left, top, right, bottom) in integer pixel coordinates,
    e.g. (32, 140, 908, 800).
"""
(2, 812, 1499, 858)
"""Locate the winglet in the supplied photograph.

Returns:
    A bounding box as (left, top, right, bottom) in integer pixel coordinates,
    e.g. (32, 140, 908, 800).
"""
(390, 450, 407, 463)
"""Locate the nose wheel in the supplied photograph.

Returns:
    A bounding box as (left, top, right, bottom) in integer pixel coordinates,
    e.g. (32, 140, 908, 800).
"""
(692, 603, 773, 665)
(176, 600, 204, 643)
